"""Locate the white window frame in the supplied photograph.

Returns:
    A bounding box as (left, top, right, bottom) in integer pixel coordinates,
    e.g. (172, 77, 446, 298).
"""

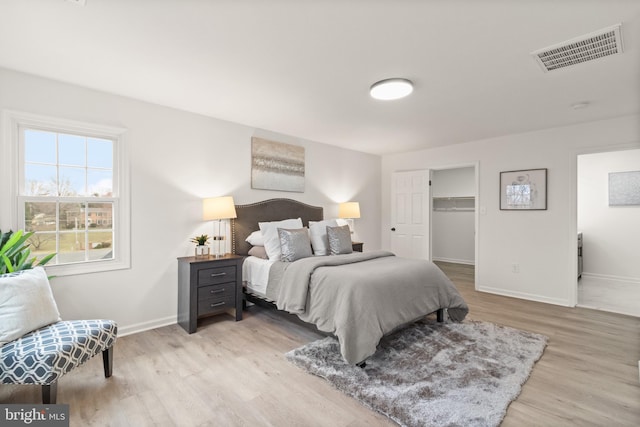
(2, 110, 131, 276)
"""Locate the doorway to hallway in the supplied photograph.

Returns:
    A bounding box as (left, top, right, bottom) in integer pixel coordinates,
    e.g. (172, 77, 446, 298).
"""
(576, 149, 640, 317)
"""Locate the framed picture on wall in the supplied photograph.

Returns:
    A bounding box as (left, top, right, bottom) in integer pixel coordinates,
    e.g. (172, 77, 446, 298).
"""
(251, 137, 305, 193)
(500, 168, 547, 210)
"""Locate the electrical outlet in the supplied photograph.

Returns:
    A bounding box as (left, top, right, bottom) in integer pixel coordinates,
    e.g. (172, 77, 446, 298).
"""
(511, 263, 520, 273)
(66, 0, 87, 6)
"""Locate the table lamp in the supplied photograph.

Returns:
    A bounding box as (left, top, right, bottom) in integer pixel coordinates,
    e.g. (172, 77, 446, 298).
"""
(338, 202, 360, 234)
(203, 196, 237, 257)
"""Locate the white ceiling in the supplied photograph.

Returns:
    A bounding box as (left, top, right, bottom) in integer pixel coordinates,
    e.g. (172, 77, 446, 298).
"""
(1, 0, 638, 155)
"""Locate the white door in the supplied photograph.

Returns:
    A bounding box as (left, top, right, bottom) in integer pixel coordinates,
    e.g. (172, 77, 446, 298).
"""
(391, 170, 430, 259)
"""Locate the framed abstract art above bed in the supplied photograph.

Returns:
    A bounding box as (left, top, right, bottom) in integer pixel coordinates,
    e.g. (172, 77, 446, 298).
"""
(250, 138, 305, 193)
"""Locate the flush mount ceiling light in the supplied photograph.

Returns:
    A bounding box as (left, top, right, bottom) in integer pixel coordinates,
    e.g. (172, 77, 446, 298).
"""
(370, 78, 413, 100)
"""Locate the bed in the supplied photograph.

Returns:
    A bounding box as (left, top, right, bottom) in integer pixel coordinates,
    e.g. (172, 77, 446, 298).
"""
(231, 198, 469, 365)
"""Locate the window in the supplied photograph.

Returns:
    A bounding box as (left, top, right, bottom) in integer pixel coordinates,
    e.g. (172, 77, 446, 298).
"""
(3, 111, 130, 276)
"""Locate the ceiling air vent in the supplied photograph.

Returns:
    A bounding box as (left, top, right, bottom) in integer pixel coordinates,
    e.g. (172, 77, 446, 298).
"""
(531, 24, 623, 72)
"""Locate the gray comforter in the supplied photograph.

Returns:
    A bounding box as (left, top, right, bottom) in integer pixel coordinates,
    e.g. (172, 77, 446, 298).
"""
(266, 250, 468, 364)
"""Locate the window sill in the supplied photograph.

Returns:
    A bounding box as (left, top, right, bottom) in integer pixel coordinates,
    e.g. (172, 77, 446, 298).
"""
(44, 258, 130, 277)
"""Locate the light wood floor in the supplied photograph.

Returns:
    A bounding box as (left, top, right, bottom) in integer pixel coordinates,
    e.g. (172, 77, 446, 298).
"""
(2, 262, 639, 426)
(578, 274, 640, 317)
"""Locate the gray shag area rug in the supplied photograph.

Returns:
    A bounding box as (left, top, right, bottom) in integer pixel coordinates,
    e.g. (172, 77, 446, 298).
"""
(286, 319, 547, 427)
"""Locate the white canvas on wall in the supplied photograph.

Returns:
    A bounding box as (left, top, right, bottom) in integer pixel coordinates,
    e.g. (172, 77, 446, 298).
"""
(251, 137, 305, 192)
(608, 170, 640, 206)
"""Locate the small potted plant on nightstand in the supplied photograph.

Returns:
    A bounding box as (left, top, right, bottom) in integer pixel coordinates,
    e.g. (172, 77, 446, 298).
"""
(190, 234, 210, 258)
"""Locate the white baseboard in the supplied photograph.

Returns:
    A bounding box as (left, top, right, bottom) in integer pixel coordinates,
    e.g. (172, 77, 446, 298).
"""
(117, 315, 177, 337)
(477, 285, 571, 307)
(432, 257, 475, 266)
(581, 272, 640, 285)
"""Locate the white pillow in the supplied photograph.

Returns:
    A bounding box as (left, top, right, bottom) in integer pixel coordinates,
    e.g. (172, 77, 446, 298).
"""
(258, 218, 303, 260)
(308, 219, 339, 255)
(0, 267, 61, 347)
(335, 218, 348, 227)
(245, 230, 265, 246)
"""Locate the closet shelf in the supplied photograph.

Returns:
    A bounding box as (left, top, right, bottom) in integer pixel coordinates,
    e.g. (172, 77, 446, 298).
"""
(433, 196, 475, 212)
(433, 207, 475, 212)
(432, 196, 475, 200)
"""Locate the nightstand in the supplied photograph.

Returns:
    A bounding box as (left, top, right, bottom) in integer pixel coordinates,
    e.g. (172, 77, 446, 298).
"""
(177, 254, 243, 334)
(352, 242, 363, 252)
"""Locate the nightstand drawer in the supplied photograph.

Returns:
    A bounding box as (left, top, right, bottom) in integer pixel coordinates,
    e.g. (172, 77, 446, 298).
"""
(198, 283, 236, 316)
(198, 295, 236, 316)
(197, 265, 236, 286)
(198, 283, 236, 302)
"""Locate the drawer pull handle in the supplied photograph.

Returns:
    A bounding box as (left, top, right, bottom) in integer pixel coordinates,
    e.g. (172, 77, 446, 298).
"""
(210, 272, 227, 277)
(210, 301, 225, 308)
(210, 289, 225, 294)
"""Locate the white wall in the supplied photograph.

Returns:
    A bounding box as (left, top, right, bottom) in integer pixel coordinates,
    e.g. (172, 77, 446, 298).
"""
(578, 149, 640, 282)
(432, 167, 475, 265)
(382, 115, 640, 307)
(0, 68, 381, 335)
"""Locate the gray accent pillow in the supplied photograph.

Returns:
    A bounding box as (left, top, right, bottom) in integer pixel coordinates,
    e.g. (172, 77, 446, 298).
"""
(327, 225, 353, 255)
(277, 227, 313, 262)
(259, 218, 303, 261)
(248, 245, 268, 259)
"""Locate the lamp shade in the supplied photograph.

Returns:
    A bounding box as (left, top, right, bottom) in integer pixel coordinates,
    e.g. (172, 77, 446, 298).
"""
(338, 202, 361, 219)
(203, 196, 237, 220)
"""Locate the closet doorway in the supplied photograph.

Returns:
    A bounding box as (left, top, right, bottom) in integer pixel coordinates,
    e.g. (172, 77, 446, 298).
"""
(576, 149, 640, 317)
(431, 166, 476, 266)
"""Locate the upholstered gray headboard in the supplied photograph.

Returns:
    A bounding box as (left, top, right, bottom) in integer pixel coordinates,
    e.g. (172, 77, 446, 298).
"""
(231, 198, 324, 256)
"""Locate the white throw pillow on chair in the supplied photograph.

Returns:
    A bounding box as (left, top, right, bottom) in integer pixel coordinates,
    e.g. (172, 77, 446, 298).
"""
(0, 267, 61, 347)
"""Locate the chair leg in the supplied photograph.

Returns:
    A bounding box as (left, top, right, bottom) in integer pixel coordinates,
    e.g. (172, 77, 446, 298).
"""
(102, 346, 113, 378)
(42, 382, 57, 404)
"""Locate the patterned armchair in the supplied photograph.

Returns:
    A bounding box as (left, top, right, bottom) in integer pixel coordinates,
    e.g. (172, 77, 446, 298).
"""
(0, 320, 117, 404)
(0, 268, 117, 403)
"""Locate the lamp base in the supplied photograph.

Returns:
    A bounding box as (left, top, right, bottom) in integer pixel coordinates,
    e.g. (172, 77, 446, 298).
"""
(212, 235, 225, 257)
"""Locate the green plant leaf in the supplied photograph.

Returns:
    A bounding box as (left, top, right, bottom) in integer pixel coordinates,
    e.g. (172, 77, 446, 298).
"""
(1, 254, 15, 273)
(0, 229, 24, 257)
(2, 232, 33, 260)
(37, 252, 56, 267)
(0, 229, 55, 275)
(18, 249, 33, 271)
